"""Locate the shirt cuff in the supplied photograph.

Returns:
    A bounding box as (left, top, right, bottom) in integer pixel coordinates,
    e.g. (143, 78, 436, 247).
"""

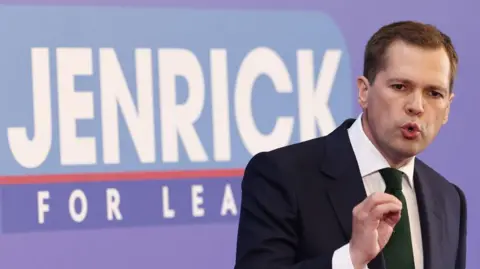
(332, 243, 368, 269)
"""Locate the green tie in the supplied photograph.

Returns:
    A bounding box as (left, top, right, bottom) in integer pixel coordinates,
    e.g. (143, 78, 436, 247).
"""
(379, 168, 415, 269)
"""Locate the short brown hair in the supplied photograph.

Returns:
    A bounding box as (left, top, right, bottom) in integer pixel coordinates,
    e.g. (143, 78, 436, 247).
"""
(363, 20, 458, 91)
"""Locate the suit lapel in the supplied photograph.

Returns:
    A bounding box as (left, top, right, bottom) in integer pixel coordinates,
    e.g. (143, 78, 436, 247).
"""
(320, 119, 386, 269)
(413, 162, 443, 269)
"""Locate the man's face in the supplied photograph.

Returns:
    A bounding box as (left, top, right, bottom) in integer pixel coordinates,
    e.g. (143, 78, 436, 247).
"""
(357, 40, 454, 164)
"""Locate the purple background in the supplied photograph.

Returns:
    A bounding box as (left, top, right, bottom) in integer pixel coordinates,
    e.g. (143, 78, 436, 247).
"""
(0, 0, 478, 268)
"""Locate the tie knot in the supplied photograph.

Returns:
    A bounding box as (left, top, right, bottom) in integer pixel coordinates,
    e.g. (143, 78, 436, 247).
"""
(379, 168, 403, 191)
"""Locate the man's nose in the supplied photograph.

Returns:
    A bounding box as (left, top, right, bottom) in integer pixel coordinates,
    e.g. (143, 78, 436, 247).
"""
(405, 91, 425, 116)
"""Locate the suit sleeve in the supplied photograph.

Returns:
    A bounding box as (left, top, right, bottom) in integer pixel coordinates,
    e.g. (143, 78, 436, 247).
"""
(234, 152, 335, 269)
(453, 184, 467, 269)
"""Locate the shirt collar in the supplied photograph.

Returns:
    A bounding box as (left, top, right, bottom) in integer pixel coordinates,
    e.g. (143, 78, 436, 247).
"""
(347, 113, 415, 187)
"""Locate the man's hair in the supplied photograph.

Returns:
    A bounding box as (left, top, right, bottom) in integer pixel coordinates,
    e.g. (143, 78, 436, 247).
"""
(363, 20, 459, 91)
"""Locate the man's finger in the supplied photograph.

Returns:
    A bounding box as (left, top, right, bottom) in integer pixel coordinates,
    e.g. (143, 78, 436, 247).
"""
(369, 203, 402, 220)
(383, 212, 401, 226)
(362, 192, 402, 212)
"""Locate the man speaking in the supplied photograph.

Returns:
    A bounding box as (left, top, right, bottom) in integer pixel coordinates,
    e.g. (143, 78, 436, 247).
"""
(234, 21, 467, 269)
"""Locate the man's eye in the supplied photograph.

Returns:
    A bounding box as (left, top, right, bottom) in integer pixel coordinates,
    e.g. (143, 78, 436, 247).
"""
(429, 90, 444, 98)
(391, 84, 405, 90)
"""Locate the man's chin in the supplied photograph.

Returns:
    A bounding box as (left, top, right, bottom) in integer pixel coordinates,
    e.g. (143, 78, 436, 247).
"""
(395, 143, 424, 159)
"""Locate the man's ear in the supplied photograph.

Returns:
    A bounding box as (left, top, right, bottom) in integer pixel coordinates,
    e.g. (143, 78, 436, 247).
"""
(443, 92, 455, 124)
(357, 76, 370, 109)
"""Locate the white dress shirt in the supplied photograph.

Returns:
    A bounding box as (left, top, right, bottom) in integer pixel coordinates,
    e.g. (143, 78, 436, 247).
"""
(331, 114, 424, 269)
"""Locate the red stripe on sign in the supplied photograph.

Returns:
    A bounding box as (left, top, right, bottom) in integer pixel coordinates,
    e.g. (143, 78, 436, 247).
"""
(0, 169, 245, 185)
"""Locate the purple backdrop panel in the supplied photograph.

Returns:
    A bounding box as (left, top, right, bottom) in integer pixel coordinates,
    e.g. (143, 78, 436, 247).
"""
(0, 1, 477, 269)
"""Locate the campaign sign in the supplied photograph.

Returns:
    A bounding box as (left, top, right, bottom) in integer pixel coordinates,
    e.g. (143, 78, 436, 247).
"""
(0, 6, 354, 233)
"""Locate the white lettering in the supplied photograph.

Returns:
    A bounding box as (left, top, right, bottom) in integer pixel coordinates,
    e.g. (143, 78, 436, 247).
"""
(162, 186, 175, 219)
(7, 48, 52, 168)
(235, 47, 294, 155)
(7, 47, 343, 169)
(100, 48, 155, 164)
(191, 184, 205, 217)
(220, 183, 237, 216)
(106, 188, 122, 221)
(69, 189, 88, 223)
(57, 48, 96, 165)
(297, 49, 341, 139)
(210, 49, 231, 161)
(37, 190, 50, 224)
(159, 49, 208, 163)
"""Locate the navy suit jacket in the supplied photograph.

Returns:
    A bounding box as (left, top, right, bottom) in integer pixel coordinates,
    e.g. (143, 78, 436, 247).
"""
(234, 119, 467, 269)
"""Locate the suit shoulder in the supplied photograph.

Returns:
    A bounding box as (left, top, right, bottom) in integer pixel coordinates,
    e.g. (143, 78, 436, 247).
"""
(415, 159, 466, 201)
(259, 137, 325, 165)
(244, 137, 326, 179)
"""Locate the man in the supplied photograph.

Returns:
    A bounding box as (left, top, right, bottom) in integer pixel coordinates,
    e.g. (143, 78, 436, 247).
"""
(234, 21, 467, 269)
